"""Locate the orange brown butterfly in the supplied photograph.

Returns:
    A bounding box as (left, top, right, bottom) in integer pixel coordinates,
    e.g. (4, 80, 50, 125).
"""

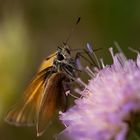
(5, 18, 81, 136)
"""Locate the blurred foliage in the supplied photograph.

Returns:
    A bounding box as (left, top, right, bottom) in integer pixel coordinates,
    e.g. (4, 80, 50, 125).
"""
(0, 14, 30, 116)
(0, 0, 140, 140)
(127, 113, 140, 140)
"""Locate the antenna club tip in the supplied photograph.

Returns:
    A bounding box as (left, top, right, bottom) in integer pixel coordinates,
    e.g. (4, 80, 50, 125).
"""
(76, 17, 81, 24)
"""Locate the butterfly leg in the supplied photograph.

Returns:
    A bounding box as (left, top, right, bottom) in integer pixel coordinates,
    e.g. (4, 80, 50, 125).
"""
(63, 79, 79, 98)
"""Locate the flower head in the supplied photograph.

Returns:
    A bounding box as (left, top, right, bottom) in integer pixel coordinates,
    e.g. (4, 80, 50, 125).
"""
(58, 47, 140, 140)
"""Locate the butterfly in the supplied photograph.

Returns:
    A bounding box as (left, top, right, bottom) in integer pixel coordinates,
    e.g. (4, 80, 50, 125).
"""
(5, 43, 79, 136)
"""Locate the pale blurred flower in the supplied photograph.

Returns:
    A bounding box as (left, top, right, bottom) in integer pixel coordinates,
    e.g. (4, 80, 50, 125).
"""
(58, 47, 140, 140)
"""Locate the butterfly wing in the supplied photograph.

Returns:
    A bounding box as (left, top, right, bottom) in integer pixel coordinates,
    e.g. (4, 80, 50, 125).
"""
(5, 69, 51, 126)
(5, 53, 56, 126)
(36, 72, 68, 136)
(38, 52, 57, 72)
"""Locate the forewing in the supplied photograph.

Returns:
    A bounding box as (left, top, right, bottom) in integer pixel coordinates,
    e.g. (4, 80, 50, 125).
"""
(38, 52, 57, 72)
(5, 68, 53, 126)
(36, 73, 68, 136)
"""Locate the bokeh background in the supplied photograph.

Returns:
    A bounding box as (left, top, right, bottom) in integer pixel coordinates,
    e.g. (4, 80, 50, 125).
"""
(0, 0, 140, 140)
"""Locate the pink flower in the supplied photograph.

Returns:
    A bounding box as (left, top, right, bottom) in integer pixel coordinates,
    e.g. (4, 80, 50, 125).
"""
(58, 47, 140, 140)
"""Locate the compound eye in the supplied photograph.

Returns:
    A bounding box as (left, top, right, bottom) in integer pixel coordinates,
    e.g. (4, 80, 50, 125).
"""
(57, 53, 64, 61)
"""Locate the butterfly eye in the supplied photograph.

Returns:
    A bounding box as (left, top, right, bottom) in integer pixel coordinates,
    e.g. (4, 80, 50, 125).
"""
(57, 53, 64, 61)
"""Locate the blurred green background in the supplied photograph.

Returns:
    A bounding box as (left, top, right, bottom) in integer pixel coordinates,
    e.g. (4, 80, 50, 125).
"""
(0, 0, 140, 140)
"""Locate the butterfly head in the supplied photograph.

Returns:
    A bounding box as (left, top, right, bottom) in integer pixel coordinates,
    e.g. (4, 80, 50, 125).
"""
(54, 44, 78, 78)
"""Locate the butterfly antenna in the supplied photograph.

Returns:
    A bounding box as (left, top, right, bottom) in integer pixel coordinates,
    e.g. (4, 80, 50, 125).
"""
(65, 17, 81, 45)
